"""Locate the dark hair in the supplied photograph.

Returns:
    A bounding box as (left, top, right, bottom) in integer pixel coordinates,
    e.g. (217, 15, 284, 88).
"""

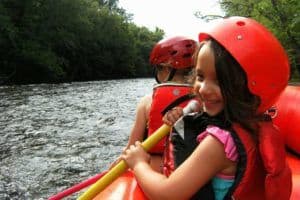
(206, 39, 269, 139)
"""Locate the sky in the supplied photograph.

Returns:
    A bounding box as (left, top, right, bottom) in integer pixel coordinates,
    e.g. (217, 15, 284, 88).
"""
(118, 0, 224, 40)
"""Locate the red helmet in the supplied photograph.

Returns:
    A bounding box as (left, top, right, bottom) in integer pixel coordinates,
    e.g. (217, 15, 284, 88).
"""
(150, 36, 197, 69)
(199, 16, 290, 113)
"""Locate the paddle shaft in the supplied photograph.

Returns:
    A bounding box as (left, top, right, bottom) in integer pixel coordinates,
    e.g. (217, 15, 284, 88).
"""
(77, 124, 171, 200)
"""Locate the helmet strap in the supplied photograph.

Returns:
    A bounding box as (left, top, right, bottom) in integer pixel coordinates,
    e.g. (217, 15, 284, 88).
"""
(166, 68, 176, 82)
(154, 68, 161, 83)
(154, 67, 177, 83)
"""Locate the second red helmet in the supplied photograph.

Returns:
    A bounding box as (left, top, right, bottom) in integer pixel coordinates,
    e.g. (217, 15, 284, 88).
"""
(150, 36, 197, 69)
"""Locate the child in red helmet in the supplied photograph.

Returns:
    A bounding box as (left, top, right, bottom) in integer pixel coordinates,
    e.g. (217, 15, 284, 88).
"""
(122, 17, 292, 199)
(110, 36, 198, 172)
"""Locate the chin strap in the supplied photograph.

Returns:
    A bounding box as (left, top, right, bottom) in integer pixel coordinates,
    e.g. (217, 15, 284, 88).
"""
(154, 67, 177, 83)
(166, 68, 176, 81)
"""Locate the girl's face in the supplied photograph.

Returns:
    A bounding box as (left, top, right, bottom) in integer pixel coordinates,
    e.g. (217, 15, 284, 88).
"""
(194, 43, 224, 116)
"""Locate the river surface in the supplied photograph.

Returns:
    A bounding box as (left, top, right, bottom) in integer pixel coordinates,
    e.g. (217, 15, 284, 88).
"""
(0, 78, 154, 200)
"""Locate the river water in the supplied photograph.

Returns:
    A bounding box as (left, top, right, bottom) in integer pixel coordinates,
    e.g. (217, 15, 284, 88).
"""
(0, 78, 154, 200)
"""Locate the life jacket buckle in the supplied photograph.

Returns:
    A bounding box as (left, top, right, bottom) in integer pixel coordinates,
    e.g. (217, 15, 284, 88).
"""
(265, 106, 278, 119)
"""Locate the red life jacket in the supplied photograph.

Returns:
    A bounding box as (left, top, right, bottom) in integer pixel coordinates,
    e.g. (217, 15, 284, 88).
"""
(148, 83, 193, 154)
(163, 113, 292, 199)
(231, 123, 291, 200)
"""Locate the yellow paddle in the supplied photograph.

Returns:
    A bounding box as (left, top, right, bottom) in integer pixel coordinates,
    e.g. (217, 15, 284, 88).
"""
(77, 100, 199, 200)
(77, 124, 171, 200)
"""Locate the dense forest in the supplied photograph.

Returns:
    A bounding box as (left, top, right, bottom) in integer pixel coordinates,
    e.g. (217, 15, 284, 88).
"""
(0, 0, 164, 84)
(0, 0, 299, 85)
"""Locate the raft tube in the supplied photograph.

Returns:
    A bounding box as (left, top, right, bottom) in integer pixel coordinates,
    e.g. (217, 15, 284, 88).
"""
(271, 85, 300, 200)
(90, 155, 300, 200)
(271, 85, 300, 154)
(286, 153, 300, 200)
(93, 170, 147, 200)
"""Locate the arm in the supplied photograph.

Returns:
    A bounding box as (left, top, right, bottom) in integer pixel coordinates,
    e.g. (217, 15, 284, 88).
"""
(125, 95, 151, 148)
(109, 95, 151, 169)
(123, 136, 233, 200)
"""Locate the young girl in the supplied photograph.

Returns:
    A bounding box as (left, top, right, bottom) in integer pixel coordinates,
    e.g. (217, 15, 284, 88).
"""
(110, 36, 198, 172)
(122, 17, 292, 200)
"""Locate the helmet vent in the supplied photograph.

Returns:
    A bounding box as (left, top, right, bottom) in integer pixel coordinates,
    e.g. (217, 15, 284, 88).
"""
(183, 53, 192, 58)
(170, 50, 178, 55)
(236, 21, 245, 26)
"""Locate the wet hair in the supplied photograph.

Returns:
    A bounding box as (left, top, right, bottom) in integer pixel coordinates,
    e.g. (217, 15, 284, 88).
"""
(198, 39, 270, 139)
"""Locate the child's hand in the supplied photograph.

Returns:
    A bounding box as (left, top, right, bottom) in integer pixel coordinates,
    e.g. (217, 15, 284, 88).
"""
(121, 141, 150, 170)
(163, 107, 184, 126)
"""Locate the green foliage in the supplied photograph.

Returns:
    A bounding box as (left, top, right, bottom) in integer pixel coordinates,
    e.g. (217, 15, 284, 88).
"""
(0, 0, 163, 84)
(218, 0, 300, 80)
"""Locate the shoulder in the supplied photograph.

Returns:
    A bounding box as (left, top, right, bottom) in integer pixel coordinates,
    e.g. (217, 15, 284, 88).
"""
(138, 95, 151, 110)
(135, 95, 152, 119)
(198, 126, 238, 161)
(139, 94, 152, 105)
(197, 126, 232, 142)
(136, 95, 151, 108)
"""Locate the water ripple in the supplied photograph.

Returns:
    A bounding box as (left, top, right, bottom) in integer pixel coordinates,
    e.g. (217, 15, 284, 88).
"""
(0, 78, 154, 199)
